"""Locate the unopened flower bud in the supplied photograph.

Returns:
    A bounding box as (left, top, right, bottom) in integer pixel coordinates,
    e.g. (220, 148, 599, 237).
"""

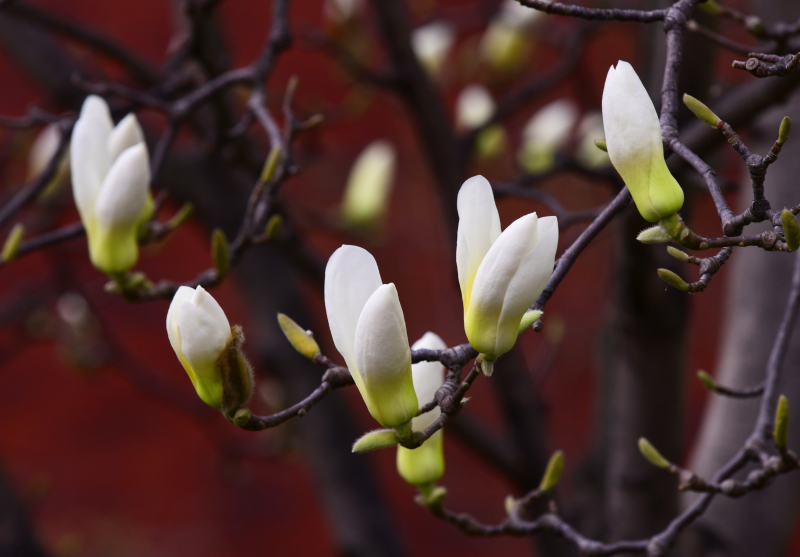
(603, 61, 684, 222)
(539, 450, 564, 493)
(411, 21, 455, 77)
(1, 223, 24, 263)
(71, 96, 152, 274)
(779, 117, 792, 145)
(456, 85, 496, 131)
(518, 100, 578, 173)
(683, 94, 720, 128)
(657, 268, 690, 292)
(781, 209, 800, 252)
(637, 225, 672, 244)
(774, 394, 789, 451)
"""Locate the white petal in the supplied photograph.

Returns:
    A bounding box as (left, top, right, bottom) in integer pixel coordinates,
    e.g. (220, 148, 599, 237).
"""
(410, 332, 447, 430)
(497, 215, 558, 327)
(354, 283, 412, 389)
(469, 213, 540, 322)
(94, 144, 151, 228)
(324, 245, 383, 381)
(28, 125, 61, 179)
(70, 95, 113, 219)
(108, 113, 146, 163)
(456, 175, 501, 311)
(166, 286, 196, 365)
(178, 286, 232, 375)
(456, 85, 496, 130)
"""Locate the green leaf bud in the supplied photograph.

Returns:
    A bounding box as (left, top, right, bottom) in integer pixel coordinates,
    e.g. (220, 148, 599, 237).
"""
(211, 228, 230, 278)
(538, 450, 564, 493)
(638, 437, 670, 469)
(667, 246, 689, 262)
(277, 313, 321, 360)
(781, 209, 800, 252)
(774, 394, 789, 451)
(683, 94, 720, 128)
(637, 225, 672, 244)
(779, 117, 792, 145)
(260, 145, 282, 183)
(657, 269, 690, 292)
(594, 140, 607, 152)
(1, 223, 25, 263)
(264, 214, 283, 240)
(167, 202, 194, 230)
(352, 429, 399, 453)
(697, 370, 716, 391)
(518, 310, 543, 334)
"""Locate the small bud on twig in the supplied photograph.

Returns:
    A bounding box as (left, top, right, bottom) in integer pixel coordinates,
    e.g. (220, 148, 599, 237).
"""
(352, 429, 399, 453)
(657, 269, 690, 292)
(538, 450, 564, 493)
(781, 209, 800, 252)
(264, 214, 282, 240)
(260, 145, 282, 183)
(637, 225, 672, 244)
(1, 223, 25, 263)
(211, 228, 230, 278)
(639, 437, 671, 469)
(697, 370, 716, 391)
(774, 394, 789, 451)
(683, 94, 720, 128)
(166, 202, 194, 230)
(277, 313, 321, 360)
(667, 246, 689, 262)
(594, 140, 607, 152)
(518, 310, 543, 334)
(779, 117, 792, 145)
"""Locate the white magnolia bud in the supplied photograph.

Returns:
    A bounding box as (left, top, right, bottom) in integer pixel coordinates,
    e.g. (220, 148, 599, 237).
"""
(457, 176, 558, 358)
(340, 140, 396, 228)
(28, 125, 70, 197)
(411, 21, 455, 77)
(575, 111, 610, 169)
(167, 286, 233, 409)
(70, 96, 152, 273)
(323, 0, 363, 24)
(456, 85, 496, 130)
(325, 245, 418, 428)
(397, 332, 447, 486)
(518, 99, 579, 173)
(602, 61, 683, 222)
(496, 0, 547, 31)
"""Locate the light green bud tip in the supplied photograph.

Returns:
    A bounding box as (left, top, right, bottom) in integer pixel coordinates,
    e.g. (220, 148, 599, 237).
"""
(781, 209, 800, 252)
(518, 310, 543, 334)
(538, 450, 564, 494)
(1, 223, 25, 263)
(667, 246, 689, 262)
(697, 370, 716, 391)
(277, 313, 321, 360)
(779, 117, 792, 145)
(638, 437, 670, 469)
(774, 394, 789, 451)
(352, 429, 399, 453)
(637, 225, 672, 244)
(211, 228, 230, 278)
(657, 268, 689, 292)
(504, 495, 517, 516)
(415, 485, 448, 507)
(264, 214, 283, 240)
(594, 140, 607, 152)
(260, 145, 282, 183)
(698, 0, 722, 15)
(683, 94, 720, 128)
(167, 202, 194, 230)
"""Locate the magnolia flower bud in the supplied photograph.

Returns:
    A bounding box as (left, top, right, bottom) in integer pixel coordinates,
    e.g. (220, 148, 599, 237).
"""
(397, 333, 447, 486)
(28, 124, 70, 199)
(167, 286, 253, 412)
(340, 141, 396, 228)
(602, 61, 684, 222)
(323, 0, 363, 25)
(456, 85, 496, 131)
(411, 21, 455, 78)
(457, 176, 558, 358)
(575, 111, 610, 169)
(518, 99, 579, 173)
(71, 96, 152, 274)
(325, 245, 418, 428)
